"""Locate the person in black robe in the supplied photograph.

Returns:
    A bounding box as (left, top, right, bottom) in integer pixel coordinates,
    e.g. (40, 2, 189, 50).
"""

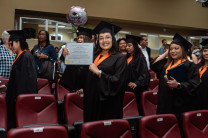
(125, 34, 150, 115)
(197, 39, 208, 109)
(151, 33, 200, 137)
(59, 27, 93, 93)
(83, 21, 127, 122)
(0, 30, 37, 130)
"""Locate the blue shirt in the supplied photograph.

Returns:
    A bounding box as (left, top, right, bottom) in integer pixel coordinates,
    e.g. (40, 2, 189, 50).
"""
(159, 45, 164, 55)
(32, 44, 57, 69)
(0, 45, 16, 78)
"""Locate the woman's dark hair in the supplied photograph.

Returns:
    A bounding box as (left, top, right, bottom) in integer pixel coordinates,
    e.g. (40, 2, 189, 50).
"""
(38, 30, 50, 46)
(95, 33, 118, 55)
(126, 41, 143, 58)
(9, 37, 29, 50)
(117, 38, 126, 46)
(83, 35, 92, 43)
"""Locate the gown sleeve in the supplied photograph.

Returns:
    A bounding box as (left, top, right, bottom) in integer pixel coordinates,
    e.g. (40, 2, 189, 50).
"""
(16, 52, 38, 94)
(134, 55, 150, 87)
(180, 62, 200, 96)
(150, 57, 167, 79)
(100, 54, 127, 97)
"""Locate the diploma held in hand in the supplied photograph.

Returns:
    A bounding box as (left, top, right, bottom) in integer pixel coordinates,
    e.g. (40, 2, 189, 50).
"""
(65, 43, 94, 65)
(167, 63, 187, 82)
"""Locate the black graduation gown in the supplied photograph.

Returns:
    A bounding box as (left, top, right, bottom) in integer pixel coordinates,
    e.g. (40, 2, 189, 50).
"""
(150, 58, 168, 79)
(60, 65, 88, 92)
(6, 51, 38, 130)
(84, 53, 127, 122)
(153, 60, 200, 115)
(197, 65, 208, 109)
(126, 55, 150, 114)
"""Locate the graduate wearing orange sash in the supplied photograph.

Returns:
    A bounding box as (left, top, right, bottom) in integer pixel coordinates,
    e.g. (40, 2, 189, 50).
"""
(125, 34, 150, 115)
(197, 39, 208, 109)
(84, 21, 127, 122)
(0, 30, 37, 130)
(151, 33, 200, 137)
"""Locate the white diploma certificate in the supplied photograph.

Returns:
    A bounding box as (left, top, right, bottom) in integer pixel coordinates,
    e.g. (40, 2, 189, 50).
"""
(65, 42, 94, 65)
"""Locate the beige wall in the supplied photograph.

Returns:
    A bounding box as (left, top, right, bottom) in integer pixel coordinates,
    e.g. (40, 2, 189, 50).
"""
(0, 0, 208, 34)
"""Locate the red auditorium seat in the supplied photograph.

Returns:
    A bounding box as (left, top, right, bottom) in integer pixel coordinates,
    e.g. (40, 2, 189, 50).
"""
(56, 79, 70, 101)
(64, 93, 83, 138)
(149, 79, 159, 90)
(37, 78, 51, 94)
(7, 125, 68, 138)
(123, 92, 140, 138)
(183, 110, 208, 138)
(123, 92, 139, 117)
(0, 94, 7, 138)
(16, 94, 58, 127)
(141, 90, 158, 116)
(149, 70, 156, 79)
(139, 114, 181, 138)
(81, 119, 132, 138)
(64, 93, 83, 125)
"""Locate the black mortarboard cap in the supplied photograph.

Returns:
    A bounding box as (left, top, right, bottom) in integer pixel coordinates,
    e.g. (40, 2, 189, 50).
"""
(93, 21, 122, 35)
(171, 33, 192, 51)
(200, 39, 208, 49)
(77, 26, 93, 39)
(7, 30, 28, 42)
(126, 34, 141, 44)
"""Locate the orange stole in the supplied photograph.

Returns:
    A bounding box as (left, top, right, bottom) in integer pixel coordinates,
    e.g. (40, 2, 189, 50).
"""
(94, 52, 111, 67)
(165, 59, 186, 74)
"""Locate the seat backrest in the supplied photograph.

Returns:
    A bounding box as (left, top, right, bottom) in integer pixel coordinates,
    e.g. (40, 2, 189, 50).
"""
(141, 90, 158, 116)
(7, 125, 68, 138)
(0, 94, 7, 131)
(123, 92, 139, 117)
(81, 119, 132, 138)
(0, 78, 9, 85)
(56, 79, 70, 101)
(149, 79, 159, 90)
(16, 94, 58, 127)
(37, 78, 51, 94)
(149, 71, 156, 79)
(139, 114, 181, 138)
(183, 110, 208, 138)
(64, 93, 83, 125)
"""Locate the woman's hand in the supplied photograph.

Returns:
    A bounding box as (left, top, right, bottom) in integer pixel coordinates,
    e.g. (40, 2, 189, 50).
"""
(0, 85, 7, 93)
(63, 48, 70, 58)
(128, 82, 137, 90)
(37, 53, 48, 59)
(76, 89, 84, 96)
(167, 76, 178, 89)
(89, 64, 100, 76)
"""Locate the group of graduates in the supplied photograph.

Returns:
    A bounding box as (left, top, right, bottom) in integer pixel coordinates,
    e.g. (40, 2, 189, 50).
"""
(1, 21, 208, 137)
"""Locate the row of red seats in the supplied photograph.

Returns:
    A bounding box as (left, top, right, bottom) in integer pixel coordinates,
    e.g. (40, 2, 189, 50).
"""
(0, 76, 159, 101)
(2, 96, 208, 138)
(0, 91, 158, 137)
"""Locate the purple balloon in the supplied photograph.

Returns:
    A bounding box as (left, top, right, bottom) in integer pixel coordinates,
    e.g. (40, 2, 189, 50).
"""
(67, 6, 88, 26)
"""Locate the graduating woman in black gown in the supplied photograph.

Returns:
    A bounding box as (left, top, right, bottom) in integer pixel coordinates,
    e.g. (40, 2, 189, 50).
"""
(151, 33, 200, 137)
(60, 27, 92, 94)
(84, 21, 127, 122)
(0, 30, 37, 130)
(197, 39, 208, 109)
(125, 34, 150, 115)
